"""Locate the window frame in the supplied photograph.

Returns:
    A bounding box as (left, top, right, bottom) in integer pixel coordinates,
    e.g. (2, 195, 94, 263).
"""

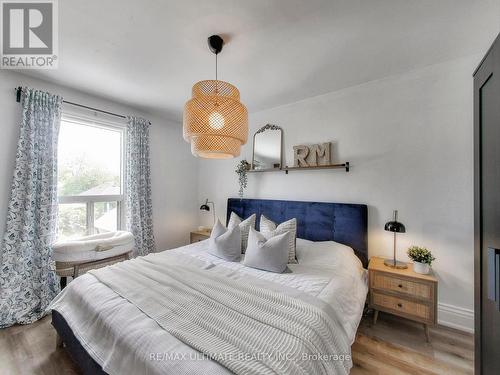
(57, 113, 126, 237)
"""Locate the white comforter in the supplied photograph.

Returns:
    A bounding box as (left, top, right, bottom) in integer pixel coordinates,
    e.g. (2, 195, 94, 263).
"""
(49, 239, 368, 375)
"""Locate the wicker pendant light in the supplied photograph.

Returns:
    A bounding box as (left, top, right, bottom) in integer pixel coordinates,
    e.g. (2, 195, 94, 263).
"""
(183, 35, 248, 159)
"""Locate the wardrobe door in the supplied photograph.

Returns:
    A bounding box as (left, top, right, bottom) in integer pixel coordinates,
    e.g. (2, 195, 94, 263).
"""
(474, 33, 500, 375)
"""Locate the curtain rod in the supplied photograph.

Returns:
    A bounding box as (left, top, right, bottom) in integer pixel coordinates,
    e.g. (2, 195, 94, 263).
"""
(14, 87, 127, 119)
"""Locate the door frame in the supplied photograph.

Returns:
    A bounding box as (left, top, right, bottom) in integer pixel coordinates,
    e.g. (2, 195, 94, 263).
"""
(473, 33, 500, 375)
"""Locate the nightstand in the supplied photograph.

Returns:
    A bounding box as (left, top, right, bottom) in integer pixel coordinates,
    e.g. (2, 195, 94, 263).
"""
(368, 256, 438, 342)
(190, 229, 211, 243)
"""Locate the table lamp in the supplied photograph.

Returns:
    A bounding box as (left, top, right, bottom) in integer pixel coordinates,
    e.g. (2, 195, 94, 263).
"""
(384, 210, 407, 269)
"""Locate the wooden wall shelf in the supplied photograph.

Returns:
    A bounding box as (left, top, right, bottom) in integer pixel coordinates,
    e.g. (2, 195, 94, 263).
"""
(247, 162, 349, 174)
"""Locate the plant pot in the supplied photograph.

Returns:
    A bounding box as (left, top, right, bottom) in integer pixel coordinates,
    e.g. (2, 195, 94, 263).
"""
(413, 261, 430, 275)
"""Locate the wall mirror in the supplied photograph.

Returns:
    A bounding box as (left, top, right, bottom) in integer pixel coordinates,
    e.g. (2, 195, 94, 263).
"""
(251, 124, 283, 170)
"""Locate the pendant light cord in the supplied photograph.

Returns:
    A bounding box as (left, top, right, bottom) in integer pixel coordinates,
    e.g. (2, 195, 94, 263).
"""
(215, 53, 219, 97)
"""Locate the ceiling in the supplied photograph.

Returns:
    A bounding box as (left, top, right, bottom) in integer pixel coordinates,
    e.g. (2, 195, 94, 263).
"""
(20, 0, 500, 122)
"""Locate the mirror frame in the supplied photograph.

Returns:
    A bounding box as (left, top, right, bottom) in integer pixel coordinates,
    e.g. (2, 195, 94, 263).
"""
(251, 124, 283, 171)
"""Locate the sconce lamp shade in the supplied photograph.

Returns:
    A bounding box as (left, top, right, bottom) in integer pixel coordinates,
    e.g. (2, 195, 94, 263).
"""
(183, 80, 248, 159)
(200, 203, 210, 211)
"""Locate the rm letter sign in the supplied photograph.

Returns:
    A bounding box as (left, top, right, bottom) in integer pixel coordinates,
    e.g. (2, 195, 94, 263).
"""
(293, 142, 332, 167)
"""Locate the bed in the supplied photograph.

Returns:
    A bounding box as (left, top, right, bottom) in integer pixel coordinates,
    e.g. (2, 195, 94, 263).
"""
(49, 198, 368, 375)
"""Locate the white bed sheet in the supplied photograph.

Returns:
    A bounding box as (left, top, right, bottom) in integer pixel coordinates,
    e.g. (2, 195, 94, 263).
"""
(49, 239, 368, 375)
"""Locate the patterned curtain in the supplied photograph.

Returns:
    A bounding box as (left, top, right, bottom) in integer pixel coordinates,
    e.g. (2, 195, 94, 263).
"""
(0, 88, 63, 328)
(125, 116, 156, 256)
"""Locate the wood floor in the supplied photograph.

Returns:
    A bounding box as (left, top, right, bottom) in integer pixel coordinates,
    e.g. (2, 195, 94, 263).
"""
(0, 310, 473, 375)
(0, 314, 79, 375)
(352, 312, 473, 375)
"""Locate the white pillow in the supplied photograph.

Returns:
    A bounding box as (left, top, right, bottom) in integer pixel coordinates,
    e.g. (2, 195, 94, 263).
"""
(295, 240, 365, 274)
(260, 215, 297, 264)
(228, 212, 256, 253)
(208, 219, 241, 262)
(243, 228, 290, 273)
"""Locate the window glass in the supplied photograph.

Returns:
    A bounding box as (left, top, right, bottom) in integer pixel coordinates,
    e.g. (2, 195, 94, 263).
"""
(58, 120, 121, 196)
(94, 202, 118, 233)
(56, 117, 124, 240)
(57, 203, 87, 240)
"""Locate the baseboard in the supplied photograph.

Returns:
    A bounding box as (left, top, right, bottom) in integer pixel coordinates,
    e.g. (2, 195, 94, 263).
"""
(438, 303, 474, 333)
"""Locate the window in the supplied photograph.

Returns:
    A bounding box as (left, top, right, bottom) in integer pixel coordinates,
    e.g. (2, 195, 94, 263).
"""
(57, 115, 124, 240)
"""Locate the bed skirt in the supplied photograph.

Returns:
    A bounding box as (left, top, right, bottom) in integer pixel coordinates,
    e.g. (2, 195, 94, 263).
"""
(51, 310, 107, 375)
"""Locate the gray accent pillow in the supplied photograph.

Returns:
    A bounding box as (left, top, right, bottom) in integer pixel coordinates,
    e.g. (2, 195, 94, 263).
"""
(243, 228, 291, 273)
(260, 215, 298, 264)
(208, 219, 241, 262)
(228, 212, 256, 253)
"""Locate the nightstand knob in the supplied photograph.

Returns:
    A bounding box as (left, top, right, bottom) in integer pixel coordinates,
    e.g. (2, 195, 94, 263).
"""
(397, 303, 403, 308)
(398, 284, 403, 288)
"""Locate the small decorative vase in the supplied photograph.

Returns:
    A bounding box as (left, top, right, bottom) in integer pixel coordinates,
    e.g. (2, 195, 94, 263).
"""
(413, 261, 430, 275)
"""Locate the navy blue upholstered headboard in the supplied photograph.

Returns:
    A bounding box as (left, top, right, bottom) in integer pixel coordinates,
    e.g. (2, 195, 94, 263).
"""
(227, 198, 368, 267)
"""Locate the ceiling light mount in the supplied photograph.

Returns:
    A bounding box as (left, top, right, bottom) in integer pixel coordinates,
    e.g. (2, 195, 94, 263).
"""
(208, 35, 224, 55)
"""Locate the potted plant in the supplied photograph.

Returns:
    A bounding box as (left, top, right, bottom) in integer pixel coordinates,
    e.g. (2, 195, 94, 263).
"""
(407, 246, 436, 274)
(235, 160, 250, 199)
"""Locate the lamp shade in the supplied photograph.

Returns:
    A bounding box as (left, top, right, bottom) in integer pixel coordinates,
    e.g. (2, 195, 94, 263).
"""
(384, 220, 406, 233)
(183, 80, 248, 159)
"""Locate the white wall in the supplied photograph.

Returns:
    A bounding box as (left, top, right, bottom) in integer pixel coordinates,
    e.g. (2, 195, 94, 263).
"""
(198, 55, 480, 332)
(0, 70, 198, 251)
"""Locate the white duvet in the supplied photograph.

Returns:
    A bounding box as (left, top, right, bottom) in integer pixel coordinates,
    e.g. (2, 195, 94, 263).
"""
(49, 239, 368, 375)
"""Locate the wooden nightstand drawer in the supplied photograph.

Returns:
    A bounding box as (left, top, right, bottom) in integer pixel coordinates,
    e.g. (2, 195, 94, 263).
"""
(371, 291, 431, 321)
(372, 272, 432, 300)
(190, 230, 211, 243)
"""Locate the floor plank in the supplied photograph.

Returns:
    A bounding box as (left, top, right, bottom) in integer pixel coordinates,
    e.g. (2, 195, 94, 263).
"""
(0, 311, 473, 374)
(0, 314, 80, 375)
(352, 311, 474, 375)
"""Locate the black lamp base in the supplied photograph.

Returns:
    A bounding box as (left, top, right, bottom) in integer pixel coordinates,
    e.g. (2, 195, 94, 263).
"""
(384, 259, 408, 269)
